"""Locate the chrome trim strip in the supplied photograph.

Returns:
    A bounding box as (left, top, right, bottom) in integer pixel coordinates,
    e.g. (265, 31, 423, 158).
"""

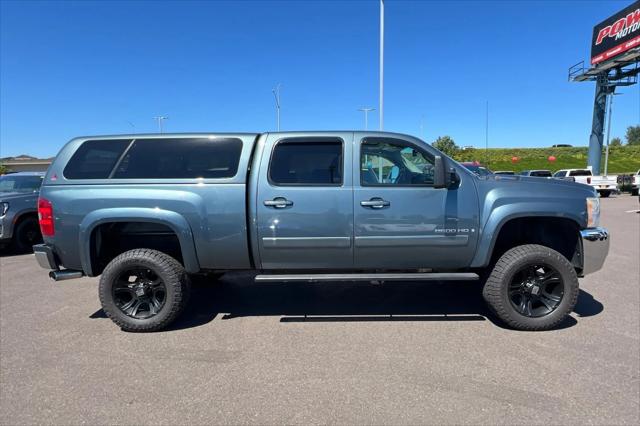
(354, 235, 468, 247)
(262, 237, 351, 249)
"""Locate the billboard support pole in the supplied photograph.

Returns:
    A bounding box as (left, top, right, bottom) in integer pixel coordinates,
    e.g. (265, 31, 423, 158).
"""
(587, 74, 609, 175)
(587, 74, 611, 175)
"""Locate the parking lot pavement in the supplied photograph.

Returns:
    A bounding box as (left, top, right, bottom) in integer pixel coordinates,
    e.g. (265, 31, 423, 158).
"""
(0, 196, 638, 425)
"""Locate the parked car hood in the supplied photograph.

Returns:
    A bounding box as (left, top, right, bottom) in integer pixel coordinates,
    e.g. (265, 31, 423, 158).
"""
(0, 191, 39, 202)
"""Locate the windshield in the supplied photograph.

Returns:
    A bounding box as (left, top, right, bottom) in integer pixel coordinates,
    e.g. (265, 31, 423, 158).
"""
(0, 175, 43, 193)
(463, 164, 493, 177)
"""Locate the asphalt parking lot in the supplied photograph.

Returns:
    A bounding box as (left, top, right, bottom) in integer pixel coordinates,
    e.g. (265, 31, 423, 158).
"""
(1, 195, 638, 425)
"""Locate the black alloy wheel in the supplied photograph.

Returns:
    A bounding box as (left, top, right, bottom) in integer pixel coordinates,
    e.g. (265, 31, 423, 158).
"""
(508, 264, 564, 318)
(113, 268, 167, 319)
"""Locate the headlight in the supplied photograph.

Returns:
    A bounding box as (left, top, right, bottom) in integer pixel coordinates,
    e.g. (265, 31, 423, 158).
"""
(0, 202, 8, 216)
(586, 197, 600, 228)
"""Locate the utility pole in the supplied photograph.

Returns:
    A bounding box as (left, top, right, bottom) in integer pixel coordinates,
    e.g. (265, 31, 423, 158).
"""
(358, 107, 375, 130)
(272, 84, 281, 131)
(153, 116, 168, 133)
(379, 0, 384, 131)
(603, 91, 622, 176)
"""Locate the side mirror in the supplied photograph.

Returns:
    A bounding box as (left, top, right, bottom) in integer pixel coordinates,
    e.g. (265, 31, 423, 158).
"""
(434, 156, 447, 189)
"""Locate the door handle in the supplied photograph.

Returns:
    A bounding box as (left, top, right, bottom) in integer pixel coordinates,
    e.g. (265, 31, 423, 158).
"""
(264, 197, 293, 208)
(360, 198, 390, 209)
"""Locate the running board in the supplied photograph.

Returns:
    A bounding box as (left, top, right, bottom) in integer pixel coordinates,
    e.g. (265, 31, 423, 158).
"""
(254, 272, 479, 283)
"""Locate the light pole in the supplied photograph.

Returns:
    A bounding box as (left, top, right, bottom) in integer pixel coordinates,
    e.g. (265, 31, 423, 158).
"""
(272, 84, 281, 131)
(603, 91, 622, 176)
(485, 101, 489, 166)
(379, 0, 384, 131)
(153, 116, 168, 133)
(358, 107, 375, 130)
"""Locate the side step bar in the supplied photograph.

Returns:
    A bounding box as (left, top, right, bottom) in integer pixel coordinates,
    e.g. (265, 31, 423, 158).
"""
(254, 272, 479, 283)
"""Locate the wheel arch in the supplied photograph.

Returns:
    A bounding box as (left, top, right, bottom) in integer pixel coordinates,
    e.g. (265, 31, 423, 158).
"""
(79, 208, 200, 276)
(471, 210, 583, 269)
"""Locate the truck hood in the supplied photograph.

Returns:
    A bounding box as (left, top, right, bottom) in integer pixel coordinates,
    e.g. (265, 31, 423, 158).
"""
(478, 175, 595, 195)
(0, 191, 39, 202)
(472, 175, 595, 230)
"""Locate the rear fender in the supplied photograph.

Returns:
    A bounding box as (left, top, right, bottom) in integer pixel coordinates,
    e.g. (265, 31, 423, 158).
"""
(78, 207, 200, 276)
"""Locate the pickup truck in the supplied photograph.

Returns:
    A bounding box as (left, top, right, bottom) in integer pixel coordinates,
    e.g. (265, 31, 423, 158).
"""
(553, 169, 617, 197)
(632, 169, 640, 196)
(0, 172, 45, 251)
(33, 132, 610, 332)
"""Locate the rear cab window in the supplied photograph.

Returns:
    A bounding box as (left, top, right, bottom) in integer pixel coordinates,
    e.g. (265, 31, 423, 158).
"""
(569, 170, 592, 177)
(63, 137, 243, 180)
(63, 139, 131, 179)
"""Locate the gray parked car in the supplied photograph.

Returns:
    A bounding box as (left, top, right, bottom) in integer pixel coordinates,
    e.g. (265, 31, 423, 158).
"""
(33, 132, 609, 332)
(0, 172, 45, 251)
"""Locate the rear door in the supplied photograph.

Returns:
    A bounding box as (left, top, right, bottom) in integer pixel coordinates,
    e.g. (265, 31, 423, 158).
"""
(255, 133, 354, 269)
(353, 133, 479, 269)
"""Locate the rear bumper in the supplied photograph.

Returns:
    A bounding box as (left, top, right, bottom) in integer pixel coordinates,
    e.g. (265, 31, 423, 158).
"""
(580, 227, 610, 276)
(33, 244, 59, 270)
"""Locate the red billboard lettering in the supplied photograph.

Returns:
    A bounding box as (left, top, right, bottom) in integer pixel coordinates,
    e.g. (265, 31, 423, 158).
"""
(611, 18, 626, 35)
(626, 9, 640, 27)
(596, 27, 611, 45)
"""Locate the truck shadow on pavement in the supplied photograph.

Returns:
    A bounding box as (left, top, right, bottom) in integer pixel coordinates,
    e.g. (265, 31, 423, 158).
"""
(91, 272, 604, 332)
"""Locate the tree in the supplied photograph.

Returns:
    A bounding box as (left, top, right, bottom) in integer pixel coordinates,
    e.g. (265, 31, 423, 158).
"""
(0, 164, 8, 175)
(626, 125, 640, 146)
(610, 137, 622, 147)
(432, 136, 459, 157)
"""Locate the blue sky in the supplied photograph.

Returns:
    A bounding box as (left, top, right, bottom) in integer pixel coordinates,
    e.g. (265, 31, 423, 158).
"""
(1, 0, 639, 157)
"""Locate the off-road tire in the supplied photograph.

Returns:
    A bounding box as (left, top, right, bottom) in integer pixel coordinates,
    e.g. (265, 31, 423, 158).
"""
(99, 249, 191, 332)
(631, 188, 639, 196)
(12, 216, 42, 252)
(482, 244, 579, 331)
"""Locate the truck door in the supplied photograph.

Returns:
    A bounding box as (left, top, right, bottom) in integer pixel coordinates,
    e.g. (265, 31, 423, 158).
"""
(255, 133, 354, 269)
(353, 134, 479, 269)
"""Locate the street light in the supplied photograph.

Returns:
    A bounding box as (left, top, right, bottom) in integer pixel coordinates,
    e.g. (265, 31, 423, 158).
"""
(153, 116, 168, 133)
(272, 84, 281, 131)
(358, 107, 375, 130)
(379, 0, 384, 131)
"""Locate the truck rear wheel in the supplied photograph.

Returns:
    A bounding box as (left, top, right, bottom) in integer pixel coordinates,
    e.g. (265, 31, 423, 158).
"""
(599, 190, 611, 198)
(482, 244, 579, 331)
(99, 249, 191, 332)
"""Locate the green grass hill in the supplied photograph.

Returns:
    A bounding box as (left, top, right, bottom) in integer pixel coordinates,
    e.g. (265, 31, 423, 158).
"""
(452, 145, 640, 174)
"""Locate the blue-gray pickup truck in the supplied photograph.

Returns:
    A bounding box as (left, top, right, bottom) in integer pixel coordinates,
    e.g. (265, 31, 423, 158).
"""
(33, 132, 609, 332)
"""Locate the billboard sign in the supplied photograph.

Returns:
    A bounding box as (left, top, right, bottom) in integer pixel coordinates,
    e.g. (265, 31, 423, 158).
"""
(591, 0, 640, 65)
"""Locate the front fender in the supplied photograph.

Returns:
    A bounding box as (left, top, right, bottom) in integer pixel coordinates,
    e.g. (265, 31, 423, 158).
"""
(470, 201, 584, 268)
(78, 207, 200, 276)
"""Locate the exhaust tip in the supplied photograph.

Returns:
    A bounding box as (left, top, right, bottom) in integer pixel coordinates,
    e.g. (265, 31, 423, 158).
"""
(49, 270, 84, 281)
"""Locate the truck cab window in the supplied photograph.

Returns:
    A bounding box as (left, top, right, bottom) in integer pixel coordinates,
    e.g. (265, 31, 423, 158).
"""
(269, 140, 343, 185)
(361, 139, 434, 186)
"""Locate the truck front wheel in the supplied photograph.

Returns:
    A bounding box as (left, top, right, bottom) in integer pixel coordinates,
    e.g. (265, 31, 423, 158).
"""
(482, 244, 579, 331)
(99, 249, 191, 332)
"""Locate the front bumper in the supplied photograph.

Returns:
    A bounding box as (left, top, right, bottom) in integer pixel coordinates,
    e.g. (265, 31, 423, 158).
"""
(580, 227, 610, 276)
